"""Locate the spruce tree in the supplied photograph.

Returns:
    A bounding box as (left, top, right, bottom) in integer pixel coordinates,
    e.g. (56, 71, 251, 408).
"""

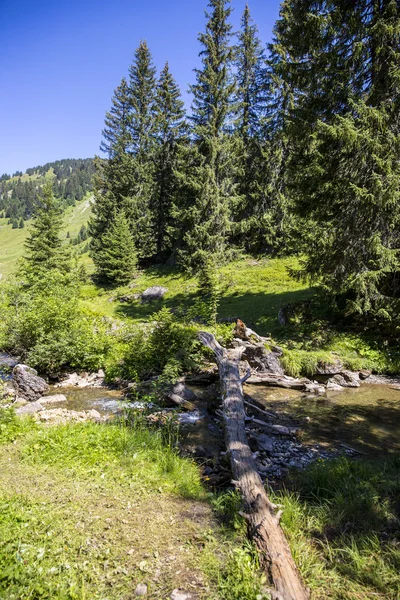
(272, 0, 400, 320)
(125, 40, 158, 259)
(235, 5, 265, 141)
(153, 62, 187, 259)
(232, 5, 269, 252)
(178, 0, 237, 270)
(196, 257, 220, 325)
(100, 77, 132, 157)
(23, 179, 70, 278)
(95, 210, 138, 285)
(90, 77, 136, 267)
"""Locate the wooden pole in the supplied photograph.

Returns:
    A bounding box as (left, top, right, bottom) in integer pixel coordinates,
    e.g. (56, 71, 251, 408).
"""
(198, 332, 309, 600)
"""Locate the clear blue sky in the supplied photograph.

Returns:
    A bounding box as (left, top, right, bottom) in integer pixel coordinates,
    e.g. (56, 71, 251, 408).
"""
(0, 0, 281, 175)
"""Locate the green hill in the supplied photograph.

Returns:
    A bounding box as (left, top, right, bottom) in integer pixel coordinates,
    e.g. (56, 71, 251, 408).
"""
(0, 158, 95, 226)
(0, 194, 93, 280)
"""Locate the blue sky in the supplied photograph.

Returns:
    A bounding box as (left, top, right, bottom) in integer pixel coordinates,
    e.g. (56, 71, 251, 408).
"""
(1, 0, 281, 175)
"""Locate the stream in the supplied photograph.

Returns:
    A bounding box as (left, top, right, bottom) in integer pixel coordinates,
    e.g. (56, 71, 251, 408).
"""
(36, 380, 400, 461)
(2, 350, 399, 480)
(244, 383, 400, 456)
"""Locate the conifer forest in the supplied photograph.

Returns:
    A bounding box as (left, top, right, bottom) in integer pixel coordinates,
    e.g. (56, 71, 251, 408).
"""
(1, 2, 400, 600)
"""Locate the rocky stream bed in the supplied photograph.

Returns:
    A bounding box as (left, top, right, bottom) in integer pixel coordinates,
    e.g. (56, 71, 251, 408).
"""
(2, 351, 400, 488)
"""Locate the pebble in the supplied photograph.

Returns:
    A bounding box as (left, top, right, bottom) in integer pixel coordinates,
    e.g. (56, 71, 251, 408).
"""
(170, 591, 193, 600)
(135, 583, 148, 596)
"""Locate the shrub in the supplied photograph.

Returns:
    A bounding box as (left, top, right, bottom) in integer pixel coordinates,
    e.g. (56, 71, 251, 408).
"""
(0, 272, 113, 375)
(118, 308, 203, 382)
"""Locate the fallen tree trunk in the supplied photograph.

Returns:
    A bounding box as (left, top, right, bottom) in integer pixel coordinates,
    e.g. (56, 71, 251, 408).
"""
(198, 332, 309, 600)
(246, 372, 324, 394)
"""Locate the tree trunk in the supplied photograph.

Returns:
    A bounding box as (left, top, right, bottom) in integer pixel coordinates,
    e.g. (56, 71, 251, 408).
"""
(198, 332, 309, 600)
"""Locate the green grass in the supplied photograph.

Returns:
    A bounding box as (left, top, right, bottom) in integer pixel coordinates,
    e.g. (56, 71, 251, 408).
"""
(79, 256, 314, 329)
(274, 457, 400, 600)
(0, 195, 93, 280)
(2, 410, 399, 599)
(213, 458, 400, 600)
(0, 218, 28, 279)
(78, 256, 397, 375)
(0, 409, 268, 600)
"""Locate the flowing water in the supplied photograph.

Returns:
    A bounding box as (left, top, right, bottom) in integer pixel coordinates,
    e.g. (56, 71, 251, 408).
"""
(2, 347, 399, 460)
(244, 383, 400, 456)
(47, 387, 125, 413)
(44, 381, 400, 458)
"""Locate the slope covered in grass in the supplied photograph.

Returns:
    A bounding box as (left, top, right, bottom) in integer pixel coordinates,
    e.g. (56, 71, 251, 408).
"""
(0, 411, 266, 600)
(79, 256, 397, 375)
(0, 195, 93, 279)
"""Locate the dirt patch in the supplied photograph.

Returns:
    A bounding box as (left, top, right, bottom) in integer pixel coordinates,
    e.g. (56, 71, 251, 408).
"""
(0, 445, 223, 599)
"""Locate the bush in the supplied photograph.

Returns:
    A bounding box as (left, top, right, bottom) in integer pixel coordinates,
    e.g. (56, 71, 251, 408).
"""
(0, 272, 114, 375)
(116, 308, 203, 382)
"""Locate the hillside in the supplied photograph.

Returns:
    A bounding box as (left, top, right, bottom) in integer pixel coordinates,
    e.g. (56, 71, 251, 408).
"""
(0, 158, 95, 226)
(0, 194, 93, 280)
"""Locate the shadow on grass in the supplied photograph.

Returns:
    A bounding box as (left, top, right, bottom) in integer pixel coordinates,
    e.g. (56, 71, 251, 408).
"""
(288, 453, 400, 545)
(116, 287, 318, 336)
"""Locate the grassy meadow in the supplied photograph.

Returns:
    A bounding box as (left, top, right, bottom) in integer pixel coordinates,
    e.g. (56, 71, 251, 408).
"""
(0, 410, 267, 600)
(1, 409, 399, 600)
(0, 195, 93, 280)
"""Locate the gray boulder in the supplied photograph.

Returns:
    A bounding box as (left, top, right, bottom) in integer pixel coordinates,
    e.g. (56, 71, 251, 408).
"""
(330, 370, 360, 388)
(256, 434, 274, 453)
(239, 342, 284, 375)
(315, 360, 344, 375)
(12, 364, 49, 401)
(359, 369, 372, 380)
(39, 394, 67, 405)
(141, 286, 168, 303)
(165, 379, 199, 410)
(16, 401, 44, 415)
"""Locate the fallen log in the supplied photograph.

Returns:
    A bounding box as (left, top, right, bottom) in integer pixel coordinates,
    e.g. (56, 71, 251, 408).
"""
(243, 398, 276, 420)
(248, 417, 299, 436)
(198, 332, 309, 600)
(246, 372, 324, 394)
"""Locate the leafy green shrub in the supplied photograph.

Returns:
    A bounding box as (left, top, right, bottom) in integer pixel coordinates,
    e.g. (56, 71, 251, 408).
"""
(0, 272, 114, 375)
(116, 308, 203, 381)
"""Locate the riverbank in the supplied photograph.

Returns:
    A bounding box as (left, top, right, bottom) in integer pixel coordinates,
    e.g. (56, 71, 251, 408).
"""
(0, 411, 269, 600)
(1, 402, 399, 599)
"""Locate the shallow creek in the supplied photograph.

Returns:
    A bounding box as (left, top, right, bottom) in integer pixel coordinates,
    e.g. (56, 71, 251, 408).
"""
(244, 383, 400, 456)
(43, 381, 400, 459)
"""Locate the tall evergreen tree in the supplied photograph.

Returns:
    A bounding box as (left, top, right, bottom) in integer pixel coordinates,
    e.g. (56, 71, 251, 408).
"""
(100, 77, 132, 157)
(152, 62, 187, 259)
(272, 0, 400, 320)
(235, 4, 265, 141)
(232, 5, 270, 252)
(90, 77, 135, 264)
(124, 40, 158, 258)
(23, 179, 70, 278)
(178, 0, 237, 269)
(95, 210, 138, 285)
(128, 40, 157, 154)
